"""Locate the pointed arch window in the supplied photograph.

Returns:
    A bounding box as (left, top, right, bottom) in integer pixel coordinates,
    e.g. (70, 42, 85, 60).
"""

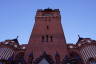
(41, 35, 53, 42)
(46, 35, 48, 42)
(50, 36, 53, 42)
(39, 58, 49, 64)
(14, 52, 25, 64)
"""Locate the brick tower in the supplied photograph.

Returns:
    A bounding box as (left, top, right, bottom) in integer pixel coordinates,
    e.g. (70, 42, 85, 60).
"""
(25, 8, 68, 63)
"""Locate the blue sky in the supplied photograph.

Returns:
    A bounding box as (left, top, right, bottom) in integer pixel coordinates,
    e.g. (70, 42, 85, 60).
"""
(0, 0, 96, 44)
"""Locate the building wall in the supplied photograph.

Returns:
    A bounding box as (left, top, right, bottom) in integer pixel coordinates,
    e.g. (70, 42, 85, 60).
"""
(0, 9, 96, 64)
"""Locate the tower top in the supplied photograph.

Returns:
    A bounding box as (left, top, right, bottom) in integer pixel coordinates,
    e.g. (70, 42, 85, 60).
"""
(36, 8, 60, 17)
(37, 8, 60, 12)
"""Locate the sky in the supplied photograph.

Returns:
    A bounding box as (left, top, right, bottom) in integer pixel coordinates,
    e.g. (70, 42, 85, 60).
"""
(0, 0, 96, 44)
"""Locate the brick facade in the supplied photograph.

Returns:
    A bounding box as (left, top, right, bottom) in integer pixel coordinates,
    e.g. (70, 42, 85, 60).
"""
(0, 8, 96, 64)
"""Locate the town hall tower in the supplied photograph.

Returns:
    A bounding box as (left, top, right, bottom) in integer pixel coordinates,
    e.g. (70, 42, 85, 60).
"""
(25, 8, 68, 64)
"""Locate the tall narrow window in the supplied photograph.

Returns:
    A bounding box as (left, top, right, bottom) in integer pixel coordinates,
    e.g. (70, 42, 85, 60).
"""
(42, 36, 44, 42)
(46, 35, 48, 42)
(46, 25, 49, 30)
(50, 36, 53, 42)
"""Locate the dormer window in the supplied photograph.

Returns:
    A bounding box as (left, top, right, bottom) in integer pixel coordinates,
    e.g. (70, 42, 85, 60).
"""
(87, 40, 91, 43)
(14, 45, 17, 48)
(69, 45, 74, 48)
(22, 46, 26, 49)
(11, 41, 15, 43)
(5, 42, 9, 44)
(81, 39, 84, 42)
(78, 44, 81, 47)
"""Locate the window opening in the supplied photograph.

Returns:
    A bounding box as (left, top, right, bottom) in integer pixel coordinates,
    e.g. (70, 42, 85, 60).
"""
(50, 36, 53, 42)
(46, 25, 49, 30)
(46, 35, 48, 42)
(42, 36, 45, 42)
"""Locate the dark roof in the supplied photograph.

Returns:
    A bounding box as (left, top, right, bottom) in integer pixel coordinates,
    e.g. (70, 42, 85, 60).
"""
(12, 38, 19, 44)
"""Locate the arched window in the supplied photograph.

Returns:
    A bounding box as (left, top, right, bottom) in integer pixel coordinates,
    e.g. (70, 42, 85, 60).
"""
(14, 52, 25, 64)
(39, 58, 49, 64)
(64, 51, 82, 64)
(33, 52, 54, 64)
(41, 35, 53, 42)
